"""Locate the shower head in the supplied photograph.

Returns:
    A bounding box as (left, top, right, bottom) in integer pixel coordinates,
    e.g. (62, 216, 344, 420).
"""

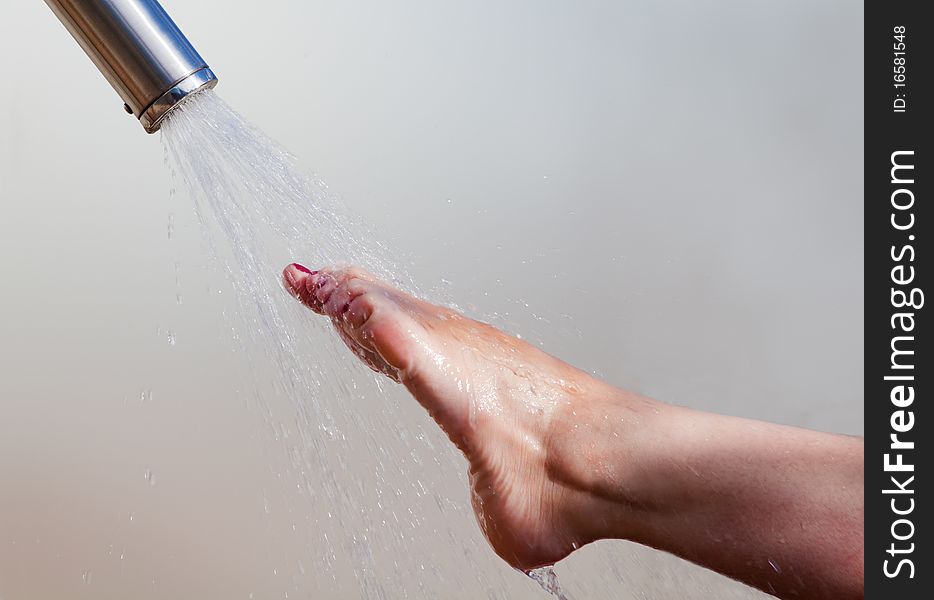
(44, 0, 218, 133)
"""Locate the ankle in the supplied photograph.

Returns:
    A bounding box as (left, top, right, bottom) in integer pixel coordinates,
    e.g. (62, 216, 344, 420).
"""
(544, 381, 666, 544)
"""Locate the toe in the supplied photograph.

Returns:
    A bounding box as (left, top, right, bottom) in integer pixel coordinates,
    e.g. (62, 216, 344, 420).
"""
(323, 271, 371, 318)
(283, 263, 322, 312)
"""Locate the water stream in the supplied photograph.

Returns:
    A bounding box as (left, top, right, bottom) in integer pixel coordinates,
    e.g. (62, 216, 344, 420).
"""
(160, 90, 563, 598)
(528, 567, 572, 600)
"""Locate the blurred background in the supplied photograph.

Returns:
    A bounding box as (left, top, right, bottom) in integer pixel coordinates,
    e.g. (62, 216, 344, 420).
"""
(0, 1, 862, 598)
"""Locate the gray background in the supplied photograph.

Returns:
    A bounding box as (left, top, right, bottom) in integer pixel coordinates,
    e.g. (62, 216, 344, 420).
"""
(0, 0, 862, 598)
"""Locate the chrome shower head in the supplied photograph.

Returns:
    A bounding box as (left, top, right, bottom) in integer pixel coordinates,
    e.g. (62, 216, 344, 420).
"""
(44, 0, 218, 133)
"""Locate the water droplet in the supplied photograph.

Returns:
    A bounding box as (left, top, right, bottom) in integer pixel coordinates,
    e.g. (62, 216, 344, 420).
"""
(166, 331, 176, 346)
(527, 567, 569, 600)
(144, 469, 155, 486)
(768, 558, 782, 574)
(81, 570, 92, 584)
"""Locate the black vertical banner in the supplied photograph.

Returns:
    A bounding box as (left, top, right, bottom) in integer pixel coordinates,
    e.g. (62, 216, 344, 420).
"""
(865, 1, 930, 598)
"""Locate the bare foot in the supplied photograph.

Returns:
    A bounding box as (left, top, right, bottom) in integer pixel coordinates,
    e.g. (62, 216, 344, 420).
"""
(280, 264, 866, 600)
(282, 263, 612, 570)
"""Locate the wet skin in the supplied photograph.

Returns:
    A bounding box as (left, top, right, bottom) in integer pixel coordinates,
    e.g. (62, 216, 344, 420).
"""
(283, 264, 864, 600)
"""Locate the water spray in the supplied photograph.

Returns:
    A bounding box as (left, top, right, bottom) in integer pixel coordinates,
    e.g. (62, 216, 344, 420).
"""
(44, 0, 218, 133)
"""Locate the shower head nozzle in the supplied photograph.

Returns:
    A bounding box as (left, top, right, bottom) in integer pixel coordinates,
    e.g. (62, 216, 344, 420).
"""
(44, 0, 218, 133)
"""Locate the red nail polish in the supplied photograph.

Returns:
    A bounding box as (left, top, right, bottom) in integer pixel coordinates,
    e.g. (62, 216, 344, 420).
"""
(291, 263, 314, 275)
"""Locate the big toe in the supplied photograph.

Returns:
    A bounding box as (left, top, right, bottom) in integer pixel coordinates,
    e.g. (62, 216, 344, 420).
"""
(283, 263, 322, 312)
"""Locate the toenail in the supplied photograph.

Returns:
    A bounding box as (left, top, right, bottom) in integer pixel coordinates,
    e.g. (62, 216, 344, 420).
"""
(290, 263, 314, 274)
